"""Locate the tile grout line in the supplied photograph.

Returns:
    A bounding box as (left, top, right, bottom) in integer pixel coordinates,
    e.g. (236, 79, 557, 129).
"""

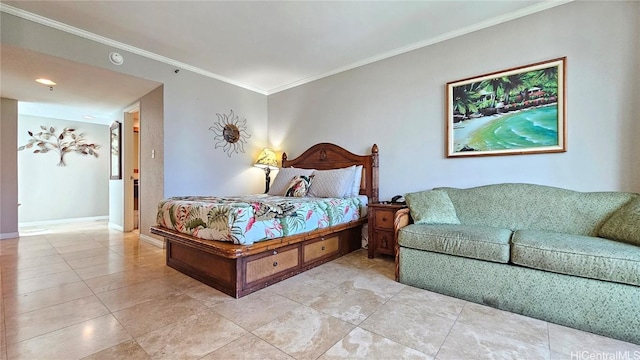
(432, 299, 466, 360)
(87, 235, 155, 360)
(547, 321, 552, 358)
(57, 230, 152, 359)
(10, 223, 636, 358)
(352, 285, 450, 358)
(109, 275, 239, 358)
(3, 233, 113, 350)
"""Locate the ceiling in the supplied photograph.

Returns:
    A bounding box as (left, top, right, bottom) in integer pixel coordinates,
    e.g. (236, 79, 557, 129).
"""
(0, 0, 569, 123)
(1, 44, 161, 124)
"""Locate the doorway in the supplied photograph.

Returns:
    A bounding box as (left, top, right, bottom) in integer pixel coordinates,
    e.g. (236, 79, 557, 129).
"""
(133, 111, 140, 231)
(123, 103, 140, 232)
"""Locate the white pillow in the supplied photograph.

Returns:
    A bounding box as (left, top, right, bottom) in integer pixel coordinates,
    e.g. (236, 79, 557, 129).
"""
(351, 165, 363, 196)
(268, 167, 315, 196)
(308, 166, 356, 198)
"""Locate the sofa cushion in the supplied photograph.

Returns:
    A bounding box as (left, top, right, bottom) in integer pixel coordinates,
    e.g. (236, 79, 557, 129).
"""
(599, 197, 640, 246)
(438, 183, 636, 236)
(398, 224, 511, 263)
(405, 189, 460, 225)
(512, 230, 640, 286)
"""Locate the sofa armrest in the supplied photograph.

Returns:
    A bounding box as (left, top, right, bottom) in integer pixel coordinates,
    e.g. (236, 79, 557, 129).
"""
(394, 208, 413, 281)
(394, 208, 412, 237)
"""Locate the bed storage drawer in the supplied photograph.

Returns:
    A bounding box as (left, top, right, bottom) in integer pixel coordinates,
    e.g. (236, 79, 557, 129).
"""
(303, 236, 339, 264)
(166, 239, 239, 297)
(168, 241, 235, 283)
(153, 216, 366, 298)
(244, 245, 300, 285)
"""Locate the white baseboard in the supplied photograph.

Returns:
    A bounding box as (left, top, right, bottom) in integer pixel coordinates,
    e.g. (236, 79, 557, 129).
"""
(140, 233, 165, 248)
(0, 232, 19, 240)
(108, 222, 124, 231)
(19, 216, 108, 228)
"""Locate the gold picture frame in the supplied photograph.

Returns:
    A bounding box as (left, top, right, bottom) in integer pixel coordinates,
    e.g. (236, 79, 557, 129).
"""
(446, 57, 566, 158)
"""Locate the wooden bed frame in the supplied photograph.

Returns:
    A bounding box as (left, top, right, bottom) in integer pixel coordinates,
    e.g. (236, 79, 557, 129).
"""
(151, 143, 379, 298)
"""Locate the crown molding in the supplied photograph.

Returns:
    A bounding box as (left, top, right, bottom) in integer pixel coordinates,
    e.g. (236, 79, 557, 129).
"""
(0, 3, 269, 95)
(2, 1, 572, 97)
(266, 0, 574, 95)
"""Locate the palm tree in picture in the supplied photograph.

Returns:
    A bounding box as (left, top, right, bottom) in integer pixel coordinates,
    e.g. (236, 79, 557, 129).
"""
(480, 77, 508, 108)
(502, 74, 525, 105)
(536, 67, 558, 85)
(533, 67, 559, 98)
(539, 75, 559, 98)
(452, 82, 482, 120)
(521, 70, 542, 91)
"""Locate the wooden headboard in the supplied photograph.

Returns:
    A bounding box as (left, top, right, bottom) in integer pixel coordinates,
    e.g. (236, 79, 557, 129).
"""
(282, 143, 379, 203)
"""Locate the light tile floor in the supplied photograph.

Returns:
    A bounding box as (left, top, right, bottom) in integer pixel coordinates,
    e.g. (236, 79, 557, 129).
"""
(1, 221, 638, 359)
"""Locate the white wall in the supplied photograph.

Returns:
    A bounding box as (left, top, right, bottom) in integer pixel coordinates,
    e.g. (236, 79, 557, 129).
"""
(1, 12, 269, 197)
(17, 115, 109, 223)
(161, 67, 269, 197)
(3, 1, 639, 223)
(138, 86, 164, 240)
(0, 98, 19, 238)
(2, 12, 269, 233)
(268, 1, 640, 199)
(108, 179, 123, 229)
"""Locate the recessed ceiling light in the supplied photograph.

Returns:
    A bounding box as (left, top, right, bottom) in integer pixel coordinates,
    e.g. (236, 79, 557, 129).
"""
(35, 78, 56, 86)
(83, 116, 94, 120)
(109, 52, 124, 65)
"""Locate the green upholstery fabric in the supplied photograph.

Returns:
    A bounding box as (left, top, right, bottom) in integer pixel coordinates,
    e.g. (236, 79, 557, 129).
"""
(398, 183, 640, 345)
(512, 230, 640, 286)
(438, 183, 636, 236)
(405, 189, 460, 225)
(398, 224, 511, 263)
(399, 247, 640, 345)
(599, 196, 640, 246)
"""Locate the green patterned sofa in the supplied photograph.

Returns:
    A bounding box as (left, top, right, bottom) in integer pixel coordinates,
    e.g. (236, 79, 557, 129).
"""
(395, 183, 640, 344)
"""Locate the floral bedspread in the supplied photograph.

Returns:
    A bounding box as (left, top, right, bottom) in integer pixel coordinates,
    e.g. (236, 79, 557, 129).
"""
(156, 195, 365, 245)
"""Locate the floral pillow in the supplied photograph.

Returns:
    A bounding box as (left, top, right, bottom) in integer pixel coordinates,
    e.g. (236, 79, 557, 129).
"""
(285, 175, 314, 197)
(268, 167, 315, 196)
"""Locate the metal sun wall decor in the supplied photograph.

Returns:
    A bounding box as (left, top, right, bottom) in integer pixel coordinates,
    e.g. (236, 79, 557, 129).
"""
(17, 126, 100, 166)
(209, 109, 251, 157)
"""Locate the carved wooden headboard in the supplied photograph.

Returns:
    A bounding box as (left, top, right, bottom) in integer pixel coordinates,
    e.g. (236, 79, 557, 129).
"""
(282, 143, 379, 203)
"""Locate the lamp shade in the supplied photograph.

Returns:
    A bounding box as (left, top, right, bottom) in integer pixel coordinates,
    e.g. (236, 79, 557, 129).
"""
(254, 148, 278, 170)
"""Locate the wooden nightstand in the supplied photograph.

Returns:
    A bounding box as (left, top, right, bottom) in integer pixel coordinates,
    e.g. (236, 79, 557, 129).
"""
(367, 202, 406, 258)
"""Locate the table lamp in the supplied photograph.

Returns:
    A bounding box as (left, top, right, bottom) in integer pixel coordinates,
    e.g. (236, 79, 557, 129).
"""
(254, 148, 278, 193)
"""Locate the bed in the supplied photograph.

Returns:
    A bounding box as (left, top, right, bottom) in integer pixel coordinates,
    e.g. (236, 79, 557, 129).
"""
(150, 143, 379, 298)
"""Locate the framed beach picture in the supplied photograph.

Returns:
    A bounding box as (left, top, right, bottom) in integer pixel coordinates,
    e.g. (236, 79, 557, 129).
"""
(446, 57, 566, 158)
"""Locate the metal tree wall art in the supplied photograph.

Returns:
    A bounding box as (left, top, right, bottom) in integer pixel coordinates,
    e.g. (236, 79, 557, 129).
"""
(209, 109, 251, 157)
(17, 126, 100, 166)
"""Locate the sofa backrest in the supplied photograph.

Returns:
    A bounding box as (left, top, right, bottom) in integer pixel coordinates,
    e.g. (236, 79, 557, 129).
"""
(437, 183, 637, 236)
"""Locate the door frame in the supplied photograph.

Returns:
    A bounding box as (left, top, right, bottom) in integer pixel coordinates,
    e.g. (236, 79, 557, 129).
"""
(122, 102, 139, 232)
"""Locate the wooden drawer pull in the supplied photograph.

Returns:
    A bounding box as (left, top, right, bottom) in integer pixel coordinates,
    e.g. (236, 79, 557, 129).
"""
(321, 246, 325, 251)
(273, 261, 278, 267)
(382, 217, 387, 221)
